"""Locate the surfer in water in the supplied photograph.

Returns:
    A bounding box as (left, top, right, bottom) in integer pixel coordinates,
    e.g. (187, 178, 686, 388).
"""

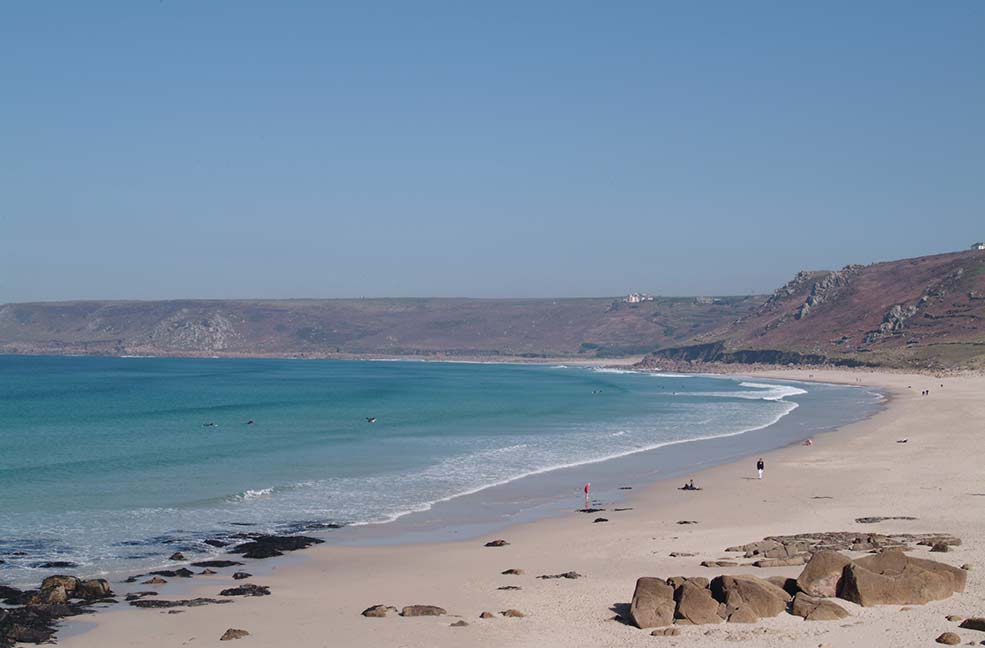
(366, 417, 377, 423)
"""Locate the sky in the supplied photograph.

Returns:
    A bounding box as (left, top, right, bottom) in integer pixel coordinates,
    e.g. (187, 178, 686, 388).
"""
(2, 2, 983, 302)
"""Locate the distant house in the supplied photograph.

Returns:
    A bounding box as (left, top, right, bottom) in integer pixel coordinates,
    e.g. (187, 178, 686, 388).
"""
(972, 242, 985, 251)
(624, 292, 655, 304)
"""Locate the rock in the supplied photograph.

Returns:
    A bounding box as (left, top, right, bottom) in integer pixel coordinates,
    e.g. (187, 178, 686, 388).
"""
(710, 575, 790, 623)
(129, 598, 232, 608)
(962, 564, 973, 571)
(629, 577, 676, 629)
(450, 620, 469, 627)
(228, 535, 323, 559)
(650, 627, 681, 636)
(232, 572, 252, 580)
(497, 586, 520, 591)
(593, 518, 608, 523)
(501, 609, 525, 617)
(169, 552, 185, 561)
(37, 586, 69, 605)
(959, 618, 985, 631)
(667, 576, 709, 590)
(78, 579, 112, 600)
(479, 611, 495, 618)
(855, 516, 917, 524)
(204, 539, 229, 547)
(701, 561, 737, 568)
(936, 632, 961, 645)
(400, 605, 446, 617)
(191, 560, 244, 568)
(677, 520, 698, 525)
(538, 572, 581, 579)
(791, 592, 849, 621)
(838, 550, 964, 606)
(931, 543, 950, 553)
(361, 605, 397, 618)
(673, 580, 722, 625)
(149, 568, 194, 578)
(143, 577, 168, 585)
(797, 551, 852, 598)
(220, 629, 250, 641)
(125, 592, 158, 601)
(199, 569, 217, 575)
(920, 537, 962, 547)
(752, 556, 806, 568)
(501, 569, 524, 576)
(484, 539, 510, 547)
(35, 561, 78, 569)
(669, 552, 697, 558)
(766, 577, 800, 597)
(220, 584, 270, 597)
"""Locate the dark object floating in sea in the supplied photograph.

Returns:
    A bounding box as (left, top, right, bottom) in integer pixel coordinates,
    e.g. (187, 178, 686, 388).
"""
(855, 516, 918, 524)
(204, 539, 230, 547)
(220, 583, 270, 597)
(33, 561, 78, 569)
(149, 568, 194, 578)
(538, 572, 582, 580)
(227, 535, 324, 560)
(578, 508, 605, 513)
(676, 520, 699, 525)
(130, 597, 232, 608)
(593, 518, 608, 523)
(484, 539, 510, 547)
(366, 417, 376, 423)
(168, 552, 185, 561)
(228, 522, 257, 527)
(191, 560, 244, 568)
(232, 572, 251, 580)
(614, 507, 633, 512)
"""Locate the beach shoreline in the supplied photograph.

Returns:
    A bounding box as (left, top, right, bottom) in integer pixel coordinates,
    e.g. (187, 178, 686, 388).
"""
(50, 368, 985, 648)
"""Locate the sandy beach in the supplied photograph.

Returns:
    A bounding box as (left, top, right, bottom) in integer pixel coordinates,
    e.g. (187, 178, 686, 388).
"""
(57, 369, 985, 648)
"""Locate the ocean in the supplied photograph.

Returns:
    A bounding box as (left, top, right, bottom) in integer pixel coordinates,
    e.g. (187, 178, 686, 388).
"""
(0, 355, 882, 586)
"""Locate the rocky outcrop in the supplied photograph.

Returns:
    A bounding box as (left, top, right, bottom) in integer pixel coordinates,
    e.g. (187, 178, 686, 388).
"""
(838, 550, 965, 606)
(220, 629, 250, 641)
(790, 593, 849, 621)
(629, 578, 676, 629)
(228, 535, 323, 559)
(219, 584, 270, 597)
(797, 551, 852, 598)
(864, 304, 918, 343)
(710, 575, 790, 623)
(794, 267, 861, 320)
(362, 605, 397, 618)
(673, 580, 722, 625)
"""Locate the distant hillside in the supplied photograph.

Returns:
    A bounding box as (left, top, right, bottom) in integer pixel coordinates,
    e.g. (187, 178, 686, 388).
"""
(639, 249, 985, 370)
(0, 296, 762, 360)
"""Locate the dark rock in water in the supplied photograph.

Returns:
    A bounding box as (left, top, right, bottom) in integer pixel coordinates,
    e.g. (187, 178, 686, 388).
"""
(220, 583, 270, 597)
(129, 598, 232, 609)
(593, 518, 608, 523)
(484, 539, 510, 547)
(0, 585, 23, 604)
(204, 539, 229, 548)
(125, 592, 159, 601)
(77, 579, 113, 600)
(33, 561, 78, 569)
(232, 572, 251, 580)
(124, 575, 143, 583)
(168, 552, 185, 561)
(855, 516, 917, 524)
(228, 535, 323, 560)
(538, 572, 582, 580)
(192, 560, 244, 568)
(149, 568, 194, 578)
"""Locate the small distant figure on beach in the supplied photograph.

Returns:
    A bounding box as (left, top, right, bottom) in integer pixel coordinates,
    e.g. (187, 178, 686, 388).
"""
(366, 417, 377, 423)
(803, 438, 813, 446)
(756, 458, 765, 480)
(584, 482, 591, 509)
(680, 479, 701, 491)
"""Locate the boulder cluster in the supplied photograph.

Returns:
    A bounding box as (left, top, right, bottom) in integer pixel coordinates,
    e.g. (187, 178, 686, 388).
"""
(0, 576, 114, 648)
(630, 548, 965, 631)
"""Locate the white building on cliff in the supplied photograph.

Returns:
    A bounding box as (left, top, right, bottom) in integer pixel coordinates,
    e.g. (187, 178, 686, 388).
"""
(972, 242, 985, 251)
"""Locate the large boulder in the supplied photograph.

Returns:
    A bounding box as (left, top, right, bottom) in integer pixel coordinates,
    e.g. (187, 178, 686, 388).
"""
(710, 575, 790, 623)
(797, 551, 851, 597)
(40, 576, 80, 596)
(77, 579, 112, 600)
(629, 578, 675, 629)
(838, 550, 958, 606)
(673, 580, 722, 625)
(400, 605, 446, 617)
(790, 592, 849, 621)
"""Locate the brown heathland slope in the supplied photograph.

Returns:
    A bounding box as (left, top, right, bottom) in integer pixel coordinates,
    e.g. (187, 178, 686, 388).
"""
(642, 249, 985, 369)
(0, 296, 761, 359)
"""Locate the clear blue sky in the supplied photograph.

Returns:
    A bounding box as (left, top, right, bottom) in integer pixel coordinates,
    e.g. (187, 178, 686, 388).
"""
(2, 2, 983, 302)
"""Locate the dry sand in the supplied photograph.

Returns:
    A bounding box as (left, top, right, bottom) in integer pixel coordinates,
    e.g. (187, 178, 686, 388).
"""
(59, 370, 985, 647)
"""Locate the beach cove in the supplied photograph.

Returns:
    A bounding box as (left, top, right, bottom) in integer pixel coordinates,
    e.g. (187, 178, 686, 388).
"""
(33, 368, 982, 647)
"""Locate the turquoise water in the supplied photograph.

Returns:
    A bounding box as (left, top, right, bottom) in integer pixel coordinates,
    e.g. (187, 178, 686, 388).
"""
(0, 355, 877, 585)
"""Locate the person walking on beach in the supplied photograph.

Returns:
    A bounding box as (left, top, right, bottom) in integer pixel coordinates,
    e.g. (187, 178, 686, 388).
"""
(756, 458, 765, 480)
